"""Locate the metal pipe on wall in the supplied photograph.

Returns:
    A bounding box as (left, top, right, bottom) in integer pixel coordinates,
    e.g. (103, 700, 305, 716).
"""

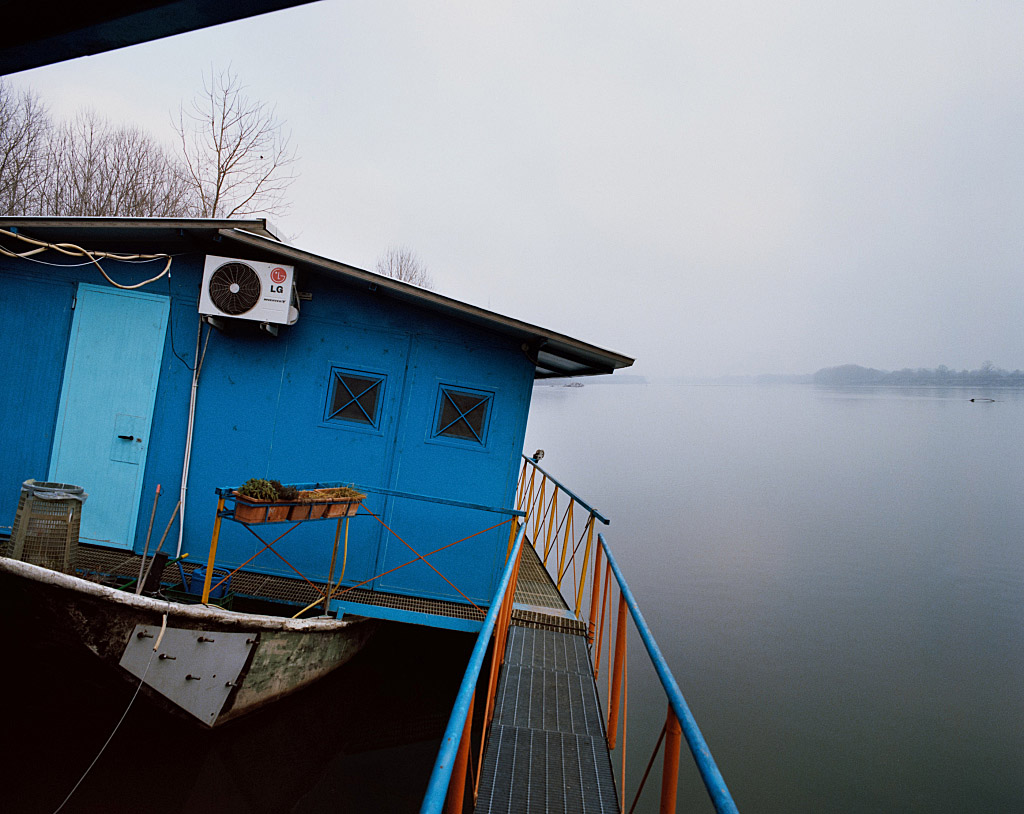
(176, 318, 207, 557)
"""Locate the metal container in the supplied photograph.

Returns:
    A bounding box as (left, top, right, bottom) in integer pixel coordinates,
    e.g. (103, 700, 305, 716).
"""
(7, 480, 87, 573)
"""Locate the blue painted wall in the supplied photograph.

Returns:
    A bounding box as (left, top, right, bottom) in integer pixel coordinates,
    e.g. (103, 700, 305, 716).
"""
(0, 244, 534, 604)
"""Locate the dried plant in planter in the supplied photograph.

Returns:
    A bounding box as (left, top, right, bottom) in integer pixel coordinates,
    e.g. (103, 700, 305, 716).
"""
(314, 486, 366, 518)
(298, 490, 328, 520)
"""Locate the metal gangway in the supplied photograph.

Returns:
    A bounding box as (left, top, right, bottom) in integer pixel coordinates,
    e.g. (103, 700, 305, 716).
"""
(421, 458, 739, 814)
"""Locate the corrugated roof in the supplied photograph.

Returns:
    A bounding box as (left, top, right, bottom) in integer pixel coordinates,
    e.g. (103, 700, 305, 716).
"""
(0, 216, 633, 379)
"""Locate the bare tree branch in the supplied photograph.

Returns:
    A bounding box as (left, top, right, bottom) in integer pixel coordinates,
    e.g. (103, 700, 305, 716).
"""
(174, 66, 298, 218)
(38, 110, 193, 217)
(0, 81, 52, 215)
(375, 246, 434, 289)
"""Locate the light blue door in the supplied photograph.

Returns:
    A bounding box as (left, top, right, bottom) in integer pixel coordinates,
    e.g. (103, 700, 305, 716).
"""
(49, 284, 169, 549)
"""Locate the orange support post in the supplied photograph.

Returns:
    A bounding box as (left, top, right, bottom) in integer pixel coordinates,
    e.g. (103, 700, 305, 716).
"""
(660, 705, 683, 814)
(595, 561, 611, 679)
(575, 514, 595, 619)
(445, 692, 475, 814)
(588, 537, 603, 642)
(607, 592, 628, 749)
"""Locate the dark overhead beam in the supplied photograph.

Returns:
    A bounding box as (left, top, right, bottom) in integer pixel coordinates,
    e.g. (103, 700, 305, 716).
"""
(1, 0, 321, 75)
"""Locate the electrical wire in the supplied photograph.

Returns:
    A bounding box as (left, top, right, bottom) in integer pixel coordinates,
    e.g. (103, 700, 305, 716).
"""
(0, 227, 172, 289)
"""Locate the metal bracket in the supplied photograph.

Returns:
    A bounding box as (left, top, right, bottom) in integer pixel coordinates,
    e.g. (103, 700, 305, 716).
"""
(120, 625, 256, 726)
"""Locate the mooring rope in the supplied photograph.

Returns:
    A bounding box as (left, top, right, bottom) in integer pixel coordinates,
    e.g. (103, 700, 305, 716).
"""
(53, 610, 168, 813)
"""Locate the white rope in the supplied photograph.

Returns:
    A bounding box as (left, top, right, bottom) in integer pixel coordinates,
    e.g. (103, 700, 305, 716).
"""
(52, 611, 168, 814)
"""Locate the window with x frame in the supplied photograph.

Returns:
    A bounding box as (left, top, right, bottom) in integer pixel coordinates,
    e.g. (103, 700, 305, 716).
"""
(325, 368, 386, 428)
(433, 385, 493, 445)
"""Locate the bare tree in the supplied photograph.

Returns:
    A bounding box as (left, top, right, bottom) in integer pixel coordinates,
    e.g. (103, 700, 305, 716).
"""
(175, 66, 297, 218)
(1, 70, 296, 219)
(375, 246, 434, 289)
(0, 81, 52, 215)
(38, 110, 193, 217)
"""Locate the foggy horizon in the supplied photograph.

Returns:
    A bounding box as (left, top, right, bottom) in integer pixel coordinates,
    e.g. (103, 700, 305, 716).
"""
(5, 2, 1022, 379)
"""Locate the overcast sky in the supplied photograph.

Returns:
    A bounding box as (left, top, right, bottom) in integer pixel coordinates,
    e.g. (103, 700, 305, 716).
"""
(9, 1, 1024, 377)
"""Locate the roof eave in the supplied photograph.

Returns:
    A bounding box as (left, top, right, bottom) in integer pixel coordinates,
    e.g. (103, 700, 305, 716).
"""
(0, 216, 280, 242)
(216, 228, 633, 379)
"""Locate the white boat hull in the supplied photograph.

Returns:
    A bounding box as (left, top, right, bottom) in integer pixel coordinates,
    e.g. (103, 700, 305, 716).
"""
(0, 557, 377, 727)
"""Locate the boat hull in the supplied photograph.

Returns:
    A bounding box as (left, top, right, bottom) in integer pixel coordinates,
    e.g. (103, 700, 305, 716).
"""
(0, 556, 377, 726)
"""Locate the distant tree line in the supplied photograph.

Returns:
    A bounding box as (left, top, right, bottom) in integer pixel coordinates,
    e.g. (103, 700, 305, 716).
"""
(2, 75, 434, 289)
(0, 69, 296, 219)
(812, 363, 1024, 386)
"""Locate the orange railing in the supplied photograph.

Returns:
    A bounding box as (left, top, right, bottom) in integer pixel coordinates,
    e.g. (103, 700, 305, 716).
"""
(516, 456, 739, 814)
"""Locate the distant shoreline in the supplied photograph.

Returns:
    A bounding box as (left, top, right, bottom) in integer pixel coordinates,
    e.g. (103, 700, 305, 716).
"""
(537, 363, 1024, 388)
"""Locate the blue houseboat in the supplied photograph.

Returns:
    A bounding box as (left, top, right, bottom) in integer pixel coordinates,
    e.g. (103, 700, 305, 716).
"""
(0, 216, 632, 726)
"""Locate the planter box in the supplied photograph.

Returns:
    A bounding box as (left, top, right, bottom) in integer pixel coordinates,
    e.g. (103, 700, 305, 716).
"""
(289, 504, 311, 521)
(234, 494, 291, 524)
(323, 499, 360, 518)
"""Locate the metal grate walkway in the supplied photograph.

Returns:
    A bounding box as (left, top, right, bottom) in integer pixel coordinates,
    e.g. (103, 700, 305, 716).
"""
(71, 545, 486, 622)
(474, 547, 618, 814)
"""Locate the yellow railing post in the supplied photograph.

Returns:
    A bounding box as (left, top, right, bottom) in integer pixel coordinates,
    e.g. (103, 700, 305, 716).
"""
(533, 475, 547, 549)
(543, 489, 558, 565)
(660, 705, 683, 814)
(556, 499, 574, 589)
(201, 495, 226, 605)
(595, 561, 610, 679)
(573, 516, 598, 618)
(506, 517, 519, 560)
(607, 592, 628, 748)
(322, 515, 345, 615)
(524, 463, 537, 516)
(586, 523, 602, 638)
(515, 459, 528, 512)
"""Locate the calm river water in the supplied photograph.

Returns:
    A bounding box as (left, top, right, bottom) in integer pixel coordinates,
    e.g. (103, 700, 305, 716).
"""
(524, 382, 1024, 813)
(5, 383, 1020, 813)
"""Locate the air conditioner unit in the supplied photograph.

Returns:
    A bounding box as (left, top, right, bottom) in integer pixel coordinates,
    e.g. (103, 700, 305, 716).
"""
(199, 255, 298, 326)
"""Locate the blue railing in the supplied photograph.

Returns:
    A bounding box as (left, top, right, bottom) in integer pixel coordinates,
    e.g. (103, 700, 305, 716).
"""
(517, 456, 738, 813)
(600, 532, 739, 814)
(420, 522, 525, 814)
(421, 457, 739, 812)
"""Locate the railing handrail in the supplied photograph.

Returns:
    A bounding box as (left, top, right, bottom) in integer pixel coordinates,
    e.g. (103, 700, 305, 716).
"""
(216, 482, 526, 518)
(419, 523, 526, 814)
(599, 532, 739, 814)
(519, 455, 610, 524)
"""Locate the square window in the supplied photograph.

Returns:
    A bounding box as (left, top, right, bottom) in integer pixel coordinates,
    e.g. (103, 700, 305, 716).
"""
(326, 368, 385, 427)
(434, 386, 492, 444)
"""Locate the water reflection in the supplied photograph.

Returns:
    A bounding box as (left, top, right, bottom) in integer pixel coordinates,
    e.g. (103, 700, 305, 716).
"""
(526, 382, 1024, 813)
(1, 621, 472, 813)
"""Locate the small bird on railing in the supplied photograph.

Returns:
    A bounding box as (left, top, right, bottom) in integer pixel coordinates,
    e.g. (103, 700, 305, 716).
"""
(532, 449, 544, 462)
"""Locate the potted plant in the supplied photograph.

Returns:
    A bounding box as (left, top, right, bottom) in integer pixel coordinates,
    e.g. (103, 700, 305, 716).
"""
(270, 481, 308, 521)
(234, 478, 290, 523)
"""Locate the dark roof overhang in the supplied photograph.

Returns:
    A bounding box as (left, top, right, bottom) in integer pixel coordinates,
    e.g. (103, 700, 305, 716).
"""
(0, 1, 321, 76)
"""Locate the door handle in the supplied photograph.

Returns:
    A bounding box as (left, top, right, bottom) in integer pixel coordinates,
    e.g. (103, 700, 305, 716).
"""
(118, 434, 135, 441)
